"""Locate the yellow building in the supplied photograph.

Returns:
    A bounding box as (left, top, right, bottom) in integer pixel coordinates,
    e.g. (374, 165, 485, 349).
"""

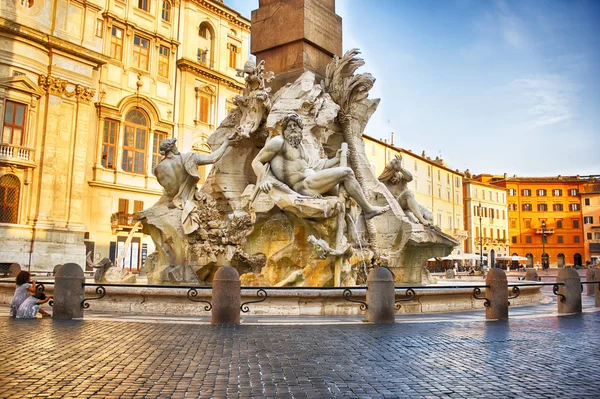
(463, 175, 509, 265)
(0, 0, 249, 270)
(362, 135, 466, 251)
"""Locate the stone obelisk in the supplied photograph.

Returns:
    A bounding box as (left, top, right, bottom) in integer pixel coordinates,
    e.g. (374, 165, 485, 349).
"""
(251, 0, 342, 93)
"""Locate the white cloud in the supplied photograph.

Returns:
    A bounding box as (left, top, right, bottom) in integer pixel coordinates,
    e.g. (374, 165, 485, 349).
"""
(511, 76, 575, 127)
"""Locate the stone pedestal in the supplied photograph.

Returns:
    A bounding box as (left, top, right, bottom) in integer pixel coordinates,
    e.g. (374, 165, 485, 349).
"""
(251, 0, 342, 92)
(485, 268, 508, 320)
(366, 267, 395, 324)
(556, 268, 582, 314)
(585, 268, 596, 296)
(53, 263, 85, 320)
(211, 266, 241, 325)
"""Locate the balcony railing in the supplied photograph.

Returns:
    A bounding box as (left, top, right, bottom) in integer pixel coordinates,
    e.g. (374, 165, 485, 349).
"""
(111, 212, 137, 228)
(0, 143, 35, 163)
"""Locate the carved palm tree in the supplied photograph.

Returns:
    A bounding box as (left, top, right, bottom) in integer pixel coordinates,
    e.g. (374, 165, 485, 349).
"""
(325, 49, 404, 246)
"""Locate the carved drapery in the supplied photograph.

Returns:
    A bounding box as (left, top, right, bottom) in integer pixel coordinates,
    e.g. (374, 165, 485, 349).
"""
(38, 75, 95, 103)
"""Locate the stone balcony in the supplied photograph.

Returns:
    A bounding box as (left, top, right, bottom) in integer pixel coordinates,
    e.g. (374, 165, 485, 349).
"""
(0, 143, 36, 168)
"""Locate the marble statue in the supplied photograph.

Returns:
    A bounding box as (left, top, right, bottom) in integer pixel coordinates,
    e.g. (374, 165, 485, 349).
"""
(251, 113, 390, 220)
(154, 137, 230, 234)
(378, 155, 433, 226)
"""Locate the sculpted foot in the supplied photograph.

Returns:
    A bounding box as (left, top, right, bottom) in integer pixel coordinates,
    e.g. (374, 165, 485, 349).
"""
(364, 205, 390, 220)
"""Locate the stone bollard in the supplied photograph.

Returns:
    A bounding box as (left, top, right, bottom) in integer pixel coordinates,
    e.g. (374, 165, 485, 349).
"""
(366, 267, 395, 324)
(211, 266, 240, 325)
(525, 268, 539, 282)
(485, 268, 508, 320)
(585, 268, 596, 296)
(556, 268, 582, 314)
(53, 263, 85, 320)
(8, 263, 22, 277)
(595, 269, 600, 308)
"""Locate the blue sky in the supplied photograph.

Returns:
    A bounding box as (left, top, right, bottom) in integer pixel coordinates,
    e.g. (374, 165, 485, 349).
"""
(226, 0, 599, 177)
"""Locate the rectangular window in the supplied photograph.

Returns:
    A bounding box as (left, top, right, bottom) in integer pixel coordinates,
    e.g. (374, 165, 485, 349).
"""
(556, 220, 563, 229)
(133, 200, 144, 213)
(437, 213, 442, 227)
(447, 190, 450, 201)
(537, 189, 546, 196)
(447, 173, 450, 184)
(228, 44, 238, 68)
(199, 95, 210, 123)
(502, 210, 505, 219)
(455, 176, 460, 187)
(122, 125, 147, 174)
(482, 190, 486, 200)
(553, 189, 562, 196)
(438, 188, 441, 198)
(110, 26, 124, 61)
(585, 198, 590, 206)
(569, 203, 580, 211)
(557, 236, 563, 244)
(473, 187, 478, 198)
(510, 219, 516, 229)
(2, 100, 27, 145)
(511, 236, 517, 244)
(152, 132, 168, 170)
(509, 189, 516, 196)
(133, 35, 150, 70)
(158, 45, 169, 78)
(437, 170, 440, 180)
(483, 228, 487, 238)
(101, 120, 118, 169)
(522, 189, 531, 196)
(475, 227, 479, 239)
(572, 219, 579, 228)
(161, 0, 171, 22)
(574, 236, 580, 244)
(456, 192, 460, 203)
(427, 166, 431, 177)
(448, 216, 452, 229)
(95, 19, 104, 38)
(584, 216, 594, 224)
(569, 189, 578, 196)
(587, 232, 592, 240)
(538, 203, 548, 211)
(553, 203, 564, 211)
(522, 203, 532, 211)
(137, 0, 149, 12)
(526, 236, 532, 244)
(525, 220, 531, 228)
(413, 160, 417, 172)
(118, 198, 129, 214)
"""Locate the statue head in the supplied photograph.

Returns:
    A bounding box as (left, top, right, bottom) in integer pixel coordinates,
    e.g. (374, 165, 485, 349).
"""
(282, 113, 303, 148)
(159, 138, 179, 156)
(243, 59, 256, 74)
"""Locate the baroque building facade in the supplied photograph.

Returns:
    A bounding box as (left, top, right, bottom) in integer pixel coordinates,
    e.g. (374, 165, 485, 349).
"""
(0, 0, 249, 270)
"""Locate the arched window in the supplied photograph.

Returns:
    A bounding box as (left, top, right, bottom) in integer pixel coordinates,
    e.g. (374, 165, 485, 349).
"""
(122, 109, 148, 174)
(557, 253, 565, 267)
(161, 1, 171, 22)
(526, 253, 534, 268)
(574, 253, 582, 267)
(198, 22, 214, 67)
(0, 174, 20, 224)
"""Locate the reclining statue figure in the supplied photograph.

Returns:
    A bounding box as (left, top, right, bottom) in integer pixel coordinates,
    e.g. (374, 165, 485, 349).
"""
(378, 154, 433, 226)
(251, 113, 390, 219)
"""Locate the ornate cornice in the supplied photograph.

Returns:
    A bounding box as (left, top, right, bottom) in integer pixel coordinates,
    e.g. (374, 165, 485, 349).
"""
(177, 58, 244, 91)
(193, 0, 251, 31)
(38, 75, 95, 103)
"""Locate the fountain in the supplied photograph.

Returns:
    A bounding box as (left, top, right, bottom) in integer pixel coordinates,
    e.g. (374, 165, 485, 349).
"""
(136, 50, 458, 287)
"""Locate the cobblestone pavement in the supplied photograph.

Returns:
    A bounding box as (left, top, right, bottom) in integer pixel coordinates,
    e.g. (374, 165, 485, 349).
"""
(1, 308, 599, 399)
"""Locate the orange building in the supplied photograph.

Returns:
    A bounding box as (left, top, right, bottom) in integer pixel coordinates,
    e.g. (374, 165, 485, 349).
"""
(582, 181, 600, 265)
(480, 174, 591, 267)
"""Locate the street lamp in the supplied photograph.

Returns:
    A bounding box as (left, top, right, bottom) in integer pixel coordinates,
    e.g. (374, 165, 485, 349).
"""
(541, 220, 548, 269)
(478, 202, 483, 270)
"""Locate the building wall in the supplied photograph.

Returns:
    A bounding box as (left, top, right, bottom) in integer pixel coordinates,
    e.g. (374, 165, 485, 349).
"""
(489, 176, 588, 267)
(582, 182, 600, 265)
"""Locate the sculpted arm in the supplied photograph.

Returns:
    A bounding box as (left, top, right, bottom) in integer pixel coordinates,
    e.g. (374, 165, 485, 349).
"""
(195, 138, 230, 165)
(399, 165, 414, 182)
(252, 136, 284, 193)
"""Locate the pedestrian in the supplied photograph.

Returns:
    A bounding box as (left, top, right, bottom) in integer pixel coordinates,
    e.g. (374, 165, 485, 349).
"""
(16, 291, 52, 319)
(9, 271, 36, 317)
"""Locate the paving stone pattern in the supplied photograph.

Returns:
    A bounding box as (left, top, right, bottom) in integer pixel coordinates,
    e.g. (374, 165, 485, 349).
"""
(1, 313, 599, 398)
